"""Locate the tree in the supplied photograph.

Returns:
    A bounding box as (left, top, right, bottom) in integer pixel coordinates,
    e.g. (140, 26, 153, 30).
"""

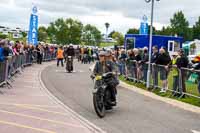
(148, 25, 157, 35)
(47, 22, 57, 43)
(170, 11, 191, 40)
(158, 26, 173, 36)
(46, 18, 83, 44)
(105, 22, 110, 39)
(54, 18, 68, 44)
(0, 33, 7, 39)
(82, 24, 102, 46)
(21, 32, 27, 38)
(193, 17, 200, 39)
(108, 30, 116, 38)
(127, 28, 139, 34)
(38, 26, 48, 42)
(111, 31, 124, 46)
(65, 18, 83, 44)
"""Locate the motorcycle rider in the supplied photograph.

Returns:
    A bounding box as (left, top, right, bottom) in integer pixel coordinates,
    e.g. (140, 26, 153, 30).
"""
(93, 51, 118, 105)
(66, 44, 75, 71)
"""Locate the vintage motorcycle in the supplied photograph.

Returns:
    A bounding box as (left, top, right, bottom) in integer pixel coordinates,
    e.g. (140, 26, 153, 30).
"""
(91, 72, 118, 118)
(66, 56, 73, 73)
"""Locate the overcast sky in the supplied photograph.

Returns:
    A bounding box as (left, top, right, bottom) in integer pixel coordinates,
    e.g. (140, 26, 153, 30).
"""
(0, 0, 199, 34)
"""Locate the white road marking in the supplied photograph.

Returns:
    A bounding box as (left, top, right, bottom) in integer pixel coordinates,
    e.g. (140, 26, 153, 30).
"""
(79, 70, 84, 73)
(192, 130, 200, 133)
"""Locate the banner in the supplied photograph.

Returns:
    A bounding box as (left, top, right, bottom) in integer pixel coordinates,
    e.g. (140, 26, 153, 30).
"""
(28, 5, 38, 45)
(139, 15, 148, 35)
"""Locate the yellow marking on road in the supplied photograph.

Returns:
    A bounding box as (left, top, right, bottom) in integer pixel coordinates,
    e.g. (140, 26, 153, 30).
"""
(0, 109, 85, 128)
(0, 120, 56, 133)
(17, 105, 70, 116)
(0, 103, 60, 108)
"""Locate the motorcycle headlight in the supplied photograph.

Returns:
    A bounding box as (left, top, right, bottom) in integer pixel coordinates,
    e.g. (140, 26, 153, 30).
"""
(95, 76, 102, 80)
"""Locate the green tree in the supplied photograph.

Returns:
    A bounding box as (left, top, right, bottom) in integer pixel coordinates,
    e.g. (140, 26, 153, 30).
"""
(82, 24, 102, 46)
(38, 26, 48, 42)
(54, 18, 68, 44)
(193, 17, 200, 39)
(21, 32, 27, 38)
(127, 28, 139, 34)
(108, 30, 116, 38)
(170, 11, 191, 40)
(46, 18, 83, 45)
(65, 18, 83, 44)
(148, 25, 157, 35)
(158, 26, 173, 36)
(46, 22, 57, 43)
(0, 33, 7, 39)
(112, 31, 124, 46)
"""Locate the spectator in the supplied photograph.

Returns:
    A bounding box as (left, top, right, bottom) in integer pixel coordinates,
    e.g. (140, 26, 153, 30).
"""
(0, 40, 5, 62)
(141, 47, 149, 82)
(176, 49, 189, 97)
(3, 40, 11, 58)
(56, 46, 64, 67)
(118, 49, 127, 75)
(36, 45, 43, 64)
(88, 47, 93, 64)
(126, 49, 136, 79)
(151, 46, 159, 89)
(13, 42, 19, 56)
(168, 52, 180, 96)
(134, 48, 142, 81)
(156, 48, 171, 93)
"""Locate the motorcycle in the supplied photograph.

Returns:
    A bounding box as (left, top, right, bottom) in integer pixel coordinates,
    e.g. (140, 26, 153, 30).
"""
(66, 56, 73, 73)
(91, 72, 118, 118)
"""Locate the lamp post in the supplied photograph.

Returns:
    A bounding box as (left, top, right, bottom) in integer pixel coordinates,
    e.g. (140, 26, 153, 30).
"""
(145, 0, 160, 88)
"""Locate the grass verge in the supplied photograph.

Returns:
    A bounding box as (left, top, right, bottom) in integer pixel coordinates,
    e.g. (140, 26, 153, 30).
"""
(119, 76, 200, 107)
(99, 42, 115, 48)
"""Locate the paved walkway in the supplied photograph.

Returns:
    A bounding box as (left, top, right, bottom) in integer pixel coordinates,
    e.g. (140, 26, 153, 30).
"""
(0, 62, 97, 133)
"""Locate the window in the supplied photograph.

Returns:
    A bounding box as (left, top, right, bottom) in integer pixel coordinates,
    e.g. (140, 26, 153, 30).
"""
(169, 42, 173, 51)
(126, 38, 135, 50)
(174, 41, 180, 51)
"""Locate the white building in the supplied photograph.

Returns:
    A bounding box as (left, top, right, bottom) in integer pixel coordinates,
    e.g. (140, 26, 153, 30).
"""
(0, 26, 26, 38)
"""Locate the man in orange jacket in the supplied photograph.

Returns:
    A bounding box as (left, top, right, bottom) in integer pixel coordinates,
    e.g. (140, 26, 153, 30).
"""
(57, 46, 64, 67)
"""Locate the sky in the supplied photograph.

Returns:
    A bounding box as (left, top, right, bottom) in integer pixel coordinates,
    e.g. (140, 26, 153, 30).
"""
(0, 0, 199, 34)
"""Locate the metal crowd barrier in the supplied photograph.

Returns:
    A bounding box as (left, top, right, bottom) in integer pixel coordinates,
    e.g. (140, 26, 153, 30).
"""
(0, 51, 56, 89)
(43, 51, 56, 62)
(122, 60, 200, 99)
(0, 61, 7, 86)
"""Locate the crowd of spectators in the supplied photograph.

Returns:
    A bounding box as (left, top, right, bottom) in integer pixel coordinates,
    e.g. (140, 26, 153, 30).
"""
(0, 39, 57, 64)
(93, 45, 200, 97)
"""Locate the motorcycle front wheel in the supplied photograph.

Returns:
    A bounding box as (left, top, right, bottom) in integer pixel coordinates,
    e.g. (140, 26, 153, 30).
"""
(93, 93, 105, 118)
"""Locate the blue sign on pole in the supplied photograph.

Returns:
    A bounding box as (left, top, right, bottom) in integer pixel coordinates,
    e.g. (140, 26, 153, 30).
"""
(28, 6, 38, 45)
(139, 15, 148, 35)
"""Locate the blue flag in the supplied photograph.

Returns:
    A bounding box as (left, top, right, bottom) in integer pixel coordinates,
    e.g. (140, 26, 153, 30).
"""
(28, 5, 38, 45)
(139, 15, 148, 35)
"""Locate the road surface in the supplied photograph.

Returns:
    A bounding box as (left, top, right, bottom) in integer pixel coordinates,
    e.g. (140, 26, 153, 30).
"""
(42, 61, 200, 133)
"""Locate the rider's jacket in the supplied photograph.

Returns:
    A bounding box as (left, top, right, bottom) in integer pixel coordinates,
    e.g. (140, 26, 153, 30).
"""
(93, 60, 114, 75)
(66, 46, 75, 56)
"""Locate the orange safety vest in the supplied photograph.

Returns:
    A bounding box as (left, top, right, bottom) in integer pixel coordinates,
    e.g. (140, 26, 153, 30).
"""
(57, 49, 64, 59)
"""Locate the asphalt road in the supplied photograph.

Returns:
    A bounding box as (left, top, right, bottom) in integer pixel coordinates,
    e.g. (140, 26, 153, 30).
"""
(42, 61, 200, 133)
